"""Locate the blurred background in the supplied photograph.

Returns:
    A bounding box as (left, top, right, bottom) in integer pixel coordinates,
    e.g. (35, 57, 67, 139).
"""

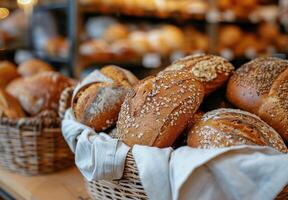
(0, 0, 287, 78)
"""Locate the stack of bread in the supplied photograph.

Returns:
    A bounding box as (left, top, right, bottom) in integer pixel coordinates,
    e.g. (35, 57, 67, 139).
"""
(218, 24, 288, 58)
(71, 54, 288, 152)
(0, 59, 75, 119)
(80, 23, 208, 60)
(79, 0, 208, 18)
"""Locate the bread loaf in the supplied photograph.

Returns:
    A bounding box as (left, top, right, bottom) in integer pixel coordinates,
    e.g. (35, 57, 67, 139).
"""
(117, 70, 204, 147)
(6, 71, 74, 115)
(18, 59, 54, 77)
(73, 66, 138, 132)
(226, 57, 288, 143)
(164, 54, 234, 95)
(0, 61, 19, 88)
(187, 108, 287, 153)
(0, 88, 25, 118)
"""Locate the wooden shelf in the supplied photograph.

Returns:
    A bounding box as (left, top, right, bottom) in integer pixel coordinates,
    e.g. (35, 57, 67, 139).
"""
(0, 167, 91, 200)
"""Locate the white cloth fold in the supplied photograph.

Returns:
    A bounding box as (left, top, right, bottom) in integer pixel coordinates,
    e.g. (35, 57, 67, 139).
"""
(62, 109, 288, 200)
(62, 109, 130, 181)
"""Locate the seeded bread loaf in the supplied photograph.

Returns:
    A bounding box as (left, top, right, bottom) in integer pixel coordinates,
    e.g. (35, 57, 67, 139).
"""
(163, 54, 234, 95)
(7, 71, 74, 116)
(73, 66, 138, 132)
(226, 57, 288, 143)
(187, 108, 287, 153)
(18, 59, 54, 77)
(0, 61, 19, 88)
(117, 70, 204, 147)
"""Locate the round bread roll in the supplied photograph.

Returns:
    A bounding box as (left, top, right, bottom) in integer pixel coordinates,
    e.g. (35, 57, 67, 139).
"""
(103, 23, 130, 42)
(128, 31, 151, 54)
(187, 108, 287, 153)
(73, 66, 138, 132)
(18, 59, 54, 77)
(117, 70, 205, 148)
(6, 72, 74, 116)
(0, 61, 19, 88)
(0, 88, 25, 118)
(220, 26, 243, 48)
(258, 23, 280, 42)
(160, 25, 184, 50)
(164, 54, 234, 95)
(44, 37, 68, 58)
(226, 57, 288, 143)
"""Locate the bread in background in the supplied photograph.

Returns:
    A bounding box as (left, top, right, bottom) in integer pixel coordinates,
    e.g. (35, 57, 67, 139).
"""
(0, 88, 25, 118)
(17, 59, 54, 77)
(7, 71, 74, 115)
(0, 61, 19, 88)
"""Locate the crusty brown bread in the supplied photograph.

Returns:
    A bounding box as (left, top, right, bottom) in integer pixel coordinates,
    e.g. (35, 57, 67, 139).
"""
(0, 61, 19, 88)
(187, 108, 287, 153)
(6, 71, 74, 116)
(100, 65, 139, 87)
(73, 66, 138, 132)
(226, 57, 288, 143)
(117, 70, 205, 148)
(0, 88, 25, 118)
(163, 54, 234, 95)
(258, 67, 288, 143)
(18, 59, 54, 77)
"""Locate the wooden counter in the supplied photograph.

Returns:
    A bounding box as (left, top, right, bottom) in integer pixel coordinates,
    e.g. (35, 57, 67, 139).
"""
(0, 167, 91, 200)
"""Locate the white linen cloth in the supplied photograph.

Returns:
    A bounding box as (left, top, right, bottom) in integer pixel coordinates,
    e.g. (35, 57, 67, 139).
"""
(62, 109, 288, 200)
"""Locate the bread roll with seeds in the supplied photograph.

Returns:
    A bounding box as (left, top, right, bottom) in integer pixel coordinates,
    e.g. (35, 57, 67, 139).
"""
(226, 57, 288, 143)
(0, 88, 25, 118)
(0, 61, 19, 88)
(163, 54, 234, 95)
(73, 67, 138, 132)
(187, 108, 287, 153)
(7, 72, 74, 116)
(18, 59, 54, 77)
(117, 70, 204, 148)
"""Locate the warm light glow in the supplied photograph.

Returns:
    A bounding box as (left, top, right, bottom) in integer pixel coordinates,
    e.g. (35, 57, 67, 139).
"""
(0, 8, 9, 19)
(17, 0, 37, 6)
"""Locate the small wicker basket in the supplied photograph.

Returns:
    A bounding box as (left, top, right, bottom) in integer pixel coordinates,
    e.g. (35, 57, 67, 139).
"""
(0, 102, 74, 176)
(59, 87, 287, 200)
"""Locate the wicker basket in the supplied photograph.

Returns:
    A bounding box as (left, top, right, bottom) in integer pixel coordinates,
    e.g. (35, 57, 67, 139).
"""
(0, 103, 74, 175)
(59, 87, 288, 200)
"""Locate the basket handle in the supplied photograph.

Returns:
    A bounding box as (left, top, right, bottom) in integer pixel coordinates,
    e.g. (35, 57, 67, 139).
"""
(58, 87, 74, 119)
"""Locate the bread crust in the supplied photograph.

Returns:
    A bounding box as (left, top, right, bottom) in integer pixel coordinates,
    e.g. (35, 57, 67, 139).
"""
(164, 54, 234, 95)
(0, 88, 25, 118)
(187, 108, 287, 153)
(0, 61, 19, 88)
(73, 66, 138, 131)
(117, 70, 204, 147)
(18, 59, 54, 77)
(226, 57, 288, 143)
(6, 72, 74, 115)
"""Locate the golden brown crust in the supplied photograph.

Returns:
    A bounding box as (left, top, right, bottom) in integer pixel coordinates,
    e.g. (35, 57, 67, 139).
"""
(6, 72, 74, 116)
(18, 59, 54, 77)
(258, 68, 288, 143)
(100, 65, 139, 87)
(117, 70, 204, 147)
(0, 61, 19, 88)
(73, 82, 129, 132)
(73, 67, 137, 131)
(0, 88, 25, 118)
(226, 57, 288, 143)
(187, 108, 287, 153)
(164, 54, 234, 95)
